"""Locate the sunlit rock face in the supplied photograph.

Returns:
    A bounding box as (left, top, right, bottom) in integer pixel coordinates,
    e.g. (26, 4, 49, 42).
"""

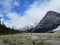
(31, 11, 60, 33)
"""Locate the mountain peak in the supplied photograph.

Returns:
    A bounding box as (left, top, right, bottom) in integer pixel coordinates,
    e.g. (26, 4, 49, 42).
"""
(29, 11, 60, 33)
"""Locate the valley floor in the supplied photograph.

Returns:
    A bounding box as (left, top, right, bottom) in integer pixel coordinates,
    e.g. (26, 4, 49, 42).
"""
(0, 33, 60, 45)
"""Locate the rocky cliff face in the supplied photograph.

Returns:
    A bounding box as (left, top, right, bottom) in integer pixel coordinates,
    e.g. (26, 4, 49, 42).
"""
(30, 11, 60, 33)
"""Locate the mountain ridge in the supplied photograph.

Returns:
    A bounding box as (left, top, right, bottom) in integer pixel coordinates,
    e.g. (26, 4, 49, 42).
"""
(27, 11, 60, 33)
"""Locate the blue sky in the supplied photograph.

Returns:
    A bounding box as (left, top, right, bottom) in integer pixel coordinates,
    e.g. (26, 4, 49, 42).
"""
(0, 0, 60, 29)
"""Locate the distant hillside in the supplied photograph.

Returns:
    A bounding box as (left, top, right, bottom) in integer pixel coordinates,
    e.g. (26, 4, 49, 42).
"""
(0, 24, 21, 35)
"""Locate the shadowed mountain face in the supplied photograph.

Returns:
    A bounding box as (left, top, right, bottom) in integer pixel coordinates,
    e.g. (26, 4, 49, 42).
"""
(30, 11, 60, 33)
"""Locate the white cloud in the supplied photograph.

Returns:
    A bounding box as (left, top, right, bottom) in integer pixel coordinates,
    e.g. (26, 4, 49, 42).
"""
(0, 0, 60, 30)
(6, 12, 37, 29)
(0, 0, 20, 13)
(0, 0, 13, 13)
(13, 1, 20, 6)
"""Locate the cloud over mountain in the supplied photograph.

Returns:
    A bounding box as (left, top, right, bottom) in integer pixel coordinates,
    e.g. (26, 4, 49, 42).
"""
(0, 0, 60, 29)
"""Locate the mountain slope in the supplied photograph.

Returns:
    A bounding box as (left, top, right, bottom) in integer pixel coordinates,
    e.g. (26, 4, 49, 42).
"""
(28, 11, 60, 33)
